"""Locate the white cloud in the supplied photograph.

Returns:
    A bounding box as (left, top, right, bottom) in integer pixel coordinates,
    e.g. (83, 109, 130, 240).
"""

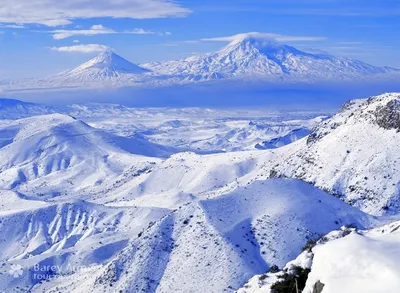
(200, 32, 326, 43)
(129, 28, 156, 35)
(0, 0, 191, 26)
(0, 24, 25, 29)
(50, 44, 110, 53)
(337, 41, 364, 45)
(73, 40, 80, 43)
(50, 25, 162, 39)
(51, 24, 115, 40)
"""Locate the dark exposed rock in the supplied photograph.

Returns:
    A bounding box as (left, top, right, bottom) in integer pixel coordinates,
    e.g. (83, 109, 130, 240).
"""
(306, 132, 319, 145)
(375, 99, 400, 130)
(268, 264, 280, 273)
(313, 280, 325, 293)
(271, 266, 311, 293)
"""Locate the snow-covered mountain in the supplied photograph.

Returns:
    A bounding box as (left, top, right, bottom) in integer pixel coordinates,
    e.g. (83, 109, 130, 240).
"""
(143, 33, 400, 83)
(74, 51, 151, 75)
(33, 51, 155, 88)
(0, 113, 174, 199)
(274, 92, 400, 215)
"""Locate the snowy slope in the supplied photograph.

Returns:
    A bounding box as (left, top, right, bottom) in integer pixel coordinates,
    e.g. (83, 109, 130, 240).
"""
(237, 220, 400, 293)
(303, 220, 400, 293)
(274, 92, 400, 215)
(0, 114, 168, 199)
(22, 179, 376, 293)
(0, 197, 170, 292)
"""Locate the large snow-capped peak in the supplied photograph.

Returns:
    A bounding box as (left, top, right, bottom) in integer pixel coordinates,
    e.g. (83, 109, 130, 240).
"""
(144, 33, 399, 82)
(216, 32, 295, 59)
(71, 50, 150, 74)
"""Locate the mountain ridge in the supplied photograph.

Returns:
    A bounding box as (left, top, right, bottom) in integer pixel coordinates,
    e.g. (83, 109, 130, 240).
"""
(274, 92, 400, 215)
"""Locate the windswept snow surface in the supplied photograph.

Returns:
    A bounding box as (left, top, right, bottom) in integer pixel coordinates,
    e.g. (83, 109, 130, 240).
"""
(236, 221, 400, 293)
(303, 220, 400, 293)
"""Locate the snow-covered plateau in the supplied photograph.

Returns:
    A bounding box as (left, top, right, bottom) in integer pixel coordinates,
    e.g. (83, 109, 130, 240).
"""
(0, 93, 399, 292)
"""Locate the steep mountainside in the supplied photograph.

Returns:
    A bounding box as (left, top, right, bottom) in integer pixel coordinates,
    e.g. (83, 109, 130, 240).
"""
(274, 93, 400, 215)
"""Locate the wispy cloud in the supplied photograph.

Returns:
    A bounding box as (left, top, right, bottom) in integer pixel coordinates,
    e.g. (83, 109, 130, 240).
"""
(193, 1, 400, 18)
(200, 32, 326, 43)
(0, 24, 25, 29)
(129, 28, 156, 35)
(0, 0, 191, 26)
(51, 25, 115, 40)
(49, 25, 167, 40)
(337, 41, 364, 45)
(160, 32, 326, 50)
(50, 44, 110, 53)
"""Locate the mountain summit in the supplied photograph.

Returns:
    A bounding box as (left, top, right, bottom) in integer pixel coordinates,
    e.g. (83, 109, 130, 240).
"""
(73, 51, 150, 75)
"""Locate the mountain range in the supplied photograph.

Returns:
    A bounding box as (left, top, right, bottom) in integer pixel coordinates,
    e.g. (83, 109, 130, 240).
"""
(1, 35, 399, 91)
(0, 93, 400, 292)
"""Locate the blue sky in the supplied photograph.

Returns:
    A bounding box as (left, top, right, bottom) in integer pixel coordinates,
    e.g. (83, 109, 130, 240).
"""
(0, 0, 399, 78)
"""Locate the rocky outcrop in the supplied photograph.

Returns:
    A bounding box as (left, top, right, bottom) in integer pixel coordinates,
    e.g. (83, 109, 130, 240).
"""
(375, 99, 400, 130)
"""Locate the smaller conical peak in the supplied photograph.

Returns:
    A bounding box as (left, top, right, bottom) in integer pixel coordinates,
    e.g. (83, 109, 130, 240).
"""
(86, 50, 127, 69)
(73, 50, 150, 74)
